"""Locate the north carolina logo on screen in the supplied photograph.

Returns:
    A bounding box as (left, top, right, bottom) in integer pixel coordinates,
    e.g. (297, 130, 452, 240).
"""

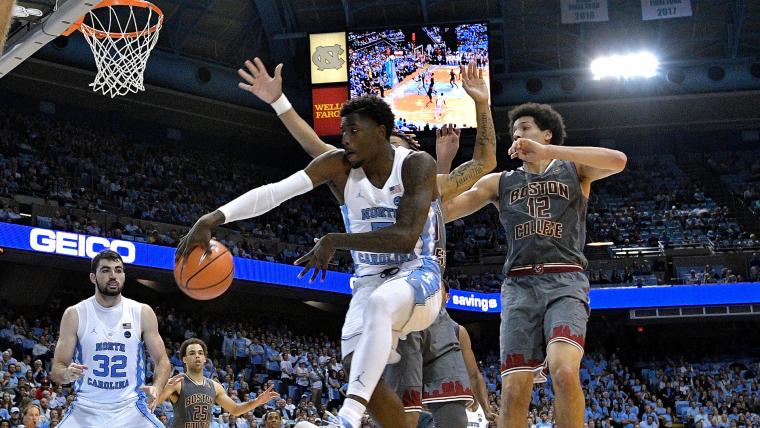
(29, 229, 137, 263)
(312, 45, 345, 71)
(309, 32, 348, 84)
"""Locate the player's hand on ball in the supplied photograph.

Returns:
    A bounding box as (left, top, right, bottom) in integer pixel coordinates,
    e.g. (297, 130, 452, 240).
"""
(65, 363, 87, 383)
(461, 61, 489, 104)
(295, 234, 337, 283)
(238, 57, 284, 104)
(508, 138, 549, 162)
(176, 212, 221, 265)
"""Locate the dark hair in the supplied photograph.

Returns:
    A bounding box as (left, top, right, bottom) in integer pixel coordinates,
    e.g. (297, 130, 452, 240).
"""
(90, 250, 124, 273)
(180, 338, 208, 358)
(508, 103, 567, 146)
(264, 410, 282, 420)
(442, 278, 450, 294)
(340, 96, 395, 139)
(391, 129, 420, 151)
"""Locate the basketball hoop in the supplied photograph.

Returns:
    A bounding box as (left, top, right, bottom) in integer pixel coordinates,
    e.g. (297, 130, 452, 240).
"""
(63, 0, 164, 98)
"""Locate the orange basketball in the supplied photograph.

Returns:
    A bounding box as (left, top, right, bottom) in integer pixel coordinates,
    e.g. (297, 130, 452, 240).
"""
(173, 239, 234, 300)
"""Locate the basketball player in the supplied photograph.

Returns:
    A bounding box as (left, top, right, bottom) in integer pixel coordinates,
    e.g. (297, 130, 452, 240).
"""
(262, 410, 283, 428)
(435, 94, 446, 120)
(178, 95, 444, 428)
(0, 1, 14, 52)
(50, 249, 170, 427)
(416, 73, 426, 95)
(386, 280, 496, 428)
(157, 338, 279, 427)
(449, 69, 458, 88)
(425, 76, 436, 106)
(442, 103, 627, 428)
(235, 58, 496, 428)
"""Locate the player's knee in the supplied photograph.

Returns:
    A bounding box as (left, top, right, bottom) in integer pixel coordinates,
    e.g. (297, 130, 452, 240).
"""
(365, 292, 393, 319)
(548, 363, 580, 392)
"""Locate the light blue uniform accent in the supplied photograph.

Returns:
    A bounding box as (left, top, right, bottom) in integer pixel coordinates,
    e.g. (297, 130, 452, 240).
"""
(406, 258, 442, 305)
(340, 146, 444, 276)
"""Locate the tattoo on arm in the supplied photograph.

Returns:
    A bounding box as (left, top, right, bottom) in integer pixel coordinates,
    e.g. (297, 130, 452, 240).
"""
(476, 111, 492, 146)
(450, 161, 485, 190)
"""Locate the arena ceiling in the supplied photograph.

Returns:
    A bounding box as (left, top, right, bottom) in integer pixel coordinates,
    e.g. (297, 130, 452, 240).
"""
(109, 0, 759, 78)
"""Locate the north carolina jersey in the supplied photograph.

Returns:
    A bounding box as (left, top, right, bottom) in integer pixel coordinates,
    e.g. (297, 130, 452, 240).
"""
(340, 145, 444, 276)
(497, 159, 588, 272)
(73, 296, 146, 403)
(466, 406, 489, 428)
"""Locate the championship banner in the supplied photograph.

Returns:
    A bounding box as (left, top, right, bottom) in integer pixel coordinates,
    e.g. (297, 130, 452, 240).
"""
(560, 0, 609, 24)
(641, 0, 692, 20)
(309, 32, 348, 84)
(312, 85, 348, 136)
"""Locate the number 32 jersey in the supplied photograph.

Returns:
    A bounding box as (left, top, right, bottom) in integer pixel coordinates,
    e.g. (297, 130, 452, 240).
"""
(73, 296, 146, 404)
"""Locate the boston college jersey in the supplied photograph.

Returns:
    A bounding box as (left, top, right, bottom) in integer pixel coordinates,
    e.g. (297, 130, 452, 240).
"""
(73, 296, 146, 403)
(341, 145, 445, 276)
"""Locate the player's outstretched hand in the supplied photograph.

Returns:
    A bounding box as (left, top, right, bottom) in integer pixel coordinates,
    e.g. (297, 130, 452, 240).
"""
(508, 138, 549, 163)
(140, 385, 160, 411)
(460, 61, 489, 104)
(166, 373, 185, 387)
(436, 123, 461, 164)
(253, 384, 280, 407)
(176, 213, 218, 265)
(238, 57, 284, 104)
(294, 234, 337, 283)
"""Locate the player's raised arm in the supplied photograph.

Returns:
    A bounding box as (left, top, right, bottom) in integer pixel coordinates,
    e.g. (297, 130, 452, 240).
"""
(442, 172, 500, 223)
(238, 57, 337, 158)
(437, 62, 497, 202)
(434, 124, 460, 175)
(214, 381, 280, 417)
(459, 326, 497, 423)
(0, 1, 14, 52)
(50, 307, 87, 385)
(294, 151, 438, 282)
(508, 139, 626, 197)
(177, 150, 348, 260)
(155, 375, 182, 405)
(141, 304, 170, 411)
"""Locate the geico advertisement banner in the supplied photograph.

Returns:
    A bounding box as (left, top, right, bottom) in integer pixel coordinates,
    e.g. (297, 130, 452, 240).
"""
(309, 32, 348, 84)
(2, 223, 760, 312)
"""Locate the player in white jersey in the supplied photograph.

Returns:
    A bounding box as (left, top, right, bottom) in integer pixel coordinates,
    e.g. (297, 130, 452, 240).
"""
(434, 93, 446, 120)
(234, 58, 496, 428)
(179, 94, 444, 428)
(50, 250, 170, 428)
(465, 405, 490, 428)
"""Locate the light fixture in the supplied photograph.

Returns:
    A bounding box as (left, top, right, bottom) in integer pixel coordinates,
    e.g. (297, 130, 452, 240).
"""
(591, 52, 659, 80)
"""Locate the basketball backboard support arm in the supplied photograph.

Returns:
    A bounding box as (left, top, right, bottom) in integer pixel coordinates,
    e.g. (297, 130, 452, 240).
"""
(0, 0, 97, 78)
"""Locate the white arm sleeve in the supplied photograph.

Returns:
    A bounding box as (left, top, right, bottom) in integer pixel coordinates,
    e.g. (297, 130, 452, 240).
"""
(217, 170, 314, 224)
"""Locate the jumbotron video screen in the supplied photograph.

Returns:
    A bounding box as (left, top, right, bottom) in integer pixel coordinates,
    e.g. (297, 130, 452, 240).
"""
(348, 23, 489, 131)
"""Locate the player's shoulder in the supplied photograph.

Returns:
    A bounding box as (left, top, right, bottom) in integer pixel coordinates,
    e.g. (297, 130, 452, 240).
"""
(402, 150, 436, 172)
(61, 305, 80, 320)
(315, 148, 351, 172)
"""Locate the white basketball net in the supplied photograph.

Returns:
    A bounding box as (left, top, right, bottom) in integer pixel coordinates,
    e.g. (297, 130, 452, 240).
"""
(79, 3, 163, 98)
